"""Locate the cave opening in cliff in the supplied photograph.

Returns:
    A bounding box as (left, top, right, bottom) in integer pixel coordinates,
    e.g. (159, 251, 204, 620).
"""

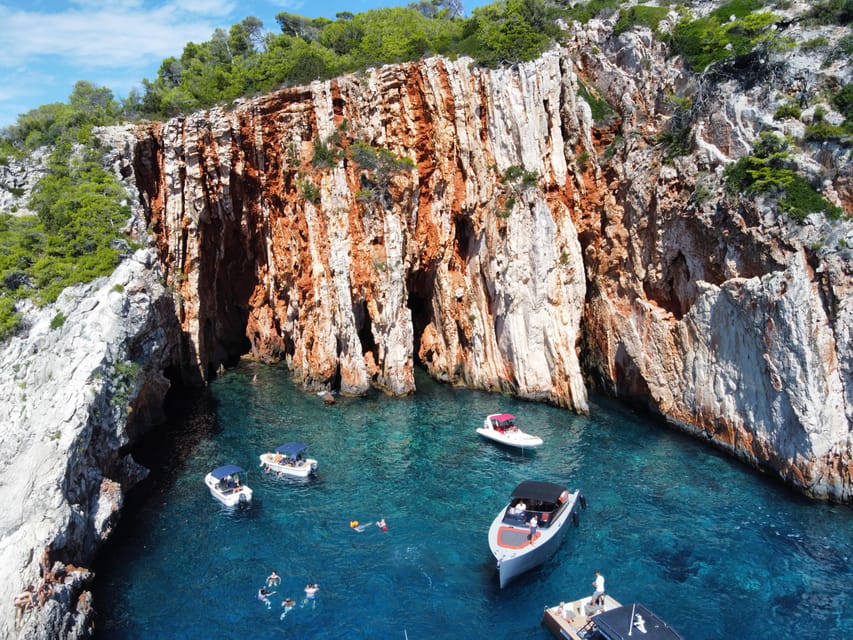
(203, 315, 252, 380)
(406, 269, 436, 367)
(354, 299, 377, 362)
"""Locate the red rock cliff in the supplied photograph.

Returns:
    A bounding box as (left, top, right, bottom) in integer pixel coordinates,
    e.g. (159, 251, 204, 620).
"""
(132, 23, 852, 501)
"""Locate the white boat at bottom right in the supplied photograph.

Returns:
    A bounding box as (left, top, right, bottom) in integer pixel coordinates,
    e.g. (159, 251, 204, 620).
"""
(488, 480, 585, 588)
(542, 593, 684, 640)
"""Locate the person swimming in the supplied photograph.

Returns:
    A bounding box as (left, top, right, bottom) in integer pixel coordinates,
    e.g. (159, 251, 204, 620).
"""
(280, 597, 296, 619)
(302, 583, 319, 608)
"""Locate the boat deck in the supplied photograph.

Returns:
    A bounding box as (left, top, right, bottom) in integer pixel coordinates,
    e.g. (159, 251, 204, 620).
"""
(542, 594, 621, 640)
(496, 525, 540, 548)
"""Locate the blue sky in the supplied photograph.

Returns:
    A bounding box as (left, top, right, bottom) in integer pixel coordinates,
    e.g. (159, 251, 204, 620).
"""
(0, 0, 488, 129)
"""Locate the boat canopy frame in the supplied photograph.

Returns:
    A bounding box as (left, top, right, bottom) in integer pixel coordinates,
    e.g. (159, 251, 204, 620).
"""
(209, 464, 246, 480)
(592, 603, 685, 640)
(489, 413, 517, 427)
(275, 442, 309, 458)
(510, 480, 567, 504)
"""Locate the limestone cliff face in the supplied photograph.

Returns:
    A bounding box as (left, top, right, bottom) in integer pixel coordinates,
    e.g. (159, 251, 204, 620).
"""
(131, 14, 851, 500)
(134, 51, 589, 410)
(0, 128, 181, 639)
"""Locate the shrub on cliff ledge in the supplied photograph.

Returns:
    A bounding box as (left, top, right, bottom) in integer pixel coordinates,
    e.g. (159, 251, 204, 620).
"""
(670, 3, 780, 72)
(724, 131, 843, 222)
(0, 116, 129, 339)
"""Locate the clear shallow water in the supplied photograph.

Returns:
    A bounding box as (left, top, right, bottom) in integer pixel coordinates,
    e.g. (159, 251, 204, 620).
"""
(93, 362, 853, 639)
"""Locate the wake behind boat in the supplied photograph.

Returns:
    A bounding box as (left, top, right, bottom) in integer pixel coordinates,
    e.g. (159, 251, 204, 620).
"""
(543, 593, 684, 640)
(260, 442, 318, 478)
(204, 464, 253, 506)
(477, 413, 543, 449)
(488, 480, 584, 588)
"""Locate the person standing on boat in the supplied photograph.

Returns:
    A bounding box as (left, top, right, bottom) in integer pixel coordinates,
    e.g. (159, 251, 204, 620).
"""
(527, 515, 538, 544)
(590, 571, 605, 606)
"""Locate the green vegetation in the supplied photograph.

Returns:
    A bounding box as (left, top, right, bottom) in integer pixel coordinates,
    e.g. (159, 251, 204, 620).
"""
(300, 179, 322, 204)
(349, 142, 416, 205)
(670, 2, 781, 72)
(563, 0, 620, 24)
(577, 80, 615, 124)
(613, 4, 670, 36)
(137, 0, 569, 118)
(500, 164, 539, 188)
(0, 82, 129, 341)
(802, 0, 853, 26)
(774, 102, 802, 120)
(50, 311, 66, 331)
(834, 83, 853, 131)
(724, 131, 843, 222)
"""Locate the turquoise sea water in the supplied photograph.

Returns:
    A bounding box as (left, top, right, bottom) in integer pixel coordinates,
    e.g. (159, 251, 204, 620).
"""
(93, 362, 853, 639)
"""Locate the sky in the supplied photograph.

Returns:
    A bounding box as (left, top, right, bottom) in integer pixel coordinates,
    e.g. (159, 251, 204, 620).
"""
(0, 0, 488, 129)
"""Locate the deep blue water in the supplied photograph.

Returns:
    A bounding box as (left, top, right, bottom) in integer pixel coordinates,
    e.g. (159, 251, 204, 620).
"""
(93, 362, 853, 639)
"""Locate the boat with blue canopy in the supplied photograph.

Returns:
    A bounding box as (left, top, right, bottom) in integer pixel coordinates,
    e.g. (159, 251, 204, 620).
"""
(260, 442, 318, 478)
(204, 464, 253, 506)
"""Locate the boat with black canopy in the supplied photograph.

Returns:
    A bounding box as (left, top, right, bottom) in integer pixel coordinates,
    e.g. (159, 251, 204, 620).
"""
(542, 593, 684, 640)
(488, 480, 584, 588)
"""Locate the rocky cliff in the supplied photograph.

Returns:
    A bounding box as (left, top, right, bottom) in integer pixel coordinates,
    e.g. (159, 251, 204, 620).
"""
(0, 129, 181, 639)
(131, 9, 851, 504)
(2, 3, 852, 637)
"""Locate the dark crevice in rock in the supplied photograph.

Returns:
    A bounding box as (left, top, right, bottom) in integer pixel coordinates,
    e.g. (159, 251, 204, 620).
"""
(407, 268, 436, 368)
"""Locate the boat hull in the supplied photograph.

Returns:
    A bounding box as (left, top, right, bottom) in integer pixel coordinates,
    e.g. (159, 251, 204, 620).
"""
(476, 427, 543, 449)
(204, 473, 253, 506)
(259, 453, 318, 477)
(488, 490, 579, 588)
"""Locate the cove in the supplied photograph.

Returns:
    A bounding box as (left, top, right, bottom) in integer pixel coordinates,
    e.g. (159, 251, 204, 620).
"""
(92, 361, 853, 639)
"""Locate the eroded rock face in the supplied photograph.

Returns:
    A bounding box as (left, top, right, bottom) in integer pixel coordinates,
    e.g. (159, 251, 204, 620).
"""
(566, 10, 852, 500)
(0, 249, 179, 639)
(135, 51, 590, 411)
(131, 15, 852, 502)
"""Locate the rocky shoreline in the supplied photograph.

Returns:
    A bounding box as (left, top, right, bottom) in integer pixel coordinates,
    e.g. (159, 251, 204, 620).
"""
(1, 4, 851, 637)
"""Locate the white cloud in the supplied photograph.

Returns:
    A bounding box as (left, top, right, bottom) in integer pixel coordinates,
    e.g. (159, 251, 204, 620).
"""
(0, 1, 238, 71)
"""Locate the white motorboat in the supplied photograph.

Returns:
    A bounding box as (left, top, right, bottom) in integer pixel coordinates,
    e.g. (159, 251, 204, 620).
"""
(477, 413, 543, 449)
(543, 593, 684, 640)
(259, 442, 318, 478)
(488, 480, 584, 588)
(204, 464, 253, 506)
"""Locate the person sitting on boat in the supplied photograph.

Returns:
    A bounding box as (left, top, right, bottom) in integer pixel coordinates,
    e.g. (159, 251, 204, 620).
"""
(559, 601, 575, 621)
(510, 500, 527, 516)
(274, 452, 284, 464)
